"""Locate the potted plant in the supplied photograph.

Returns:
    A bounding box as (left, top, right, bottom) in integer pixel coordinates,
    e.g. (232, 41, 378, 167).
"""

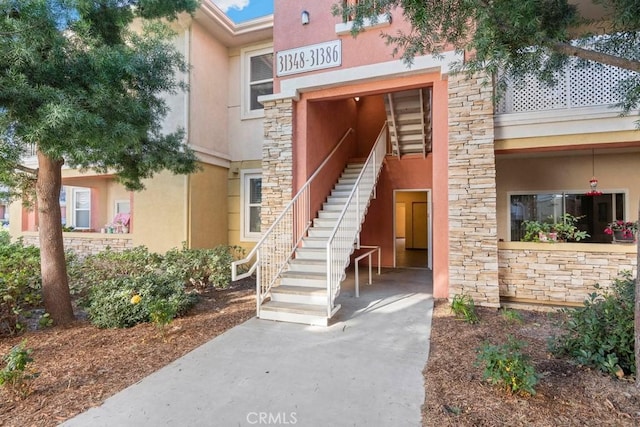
(521, 214, 589, 242)
(604, 220, 638, 243)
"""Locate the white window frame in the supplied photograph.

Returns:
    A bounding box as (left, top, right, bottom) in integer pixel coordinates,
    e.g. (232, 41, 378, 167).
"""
(72, 187, 91, 229)
(240, 169, 262, 241)
(240, 43, 274, 120)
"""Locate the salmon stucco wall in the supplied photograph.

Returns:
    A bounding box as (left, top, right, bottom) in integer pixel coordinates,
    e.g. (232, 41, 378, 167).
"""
(297, 97, 358, 216)
(360, 156, 433, 265)
(273, 0, 413, 91)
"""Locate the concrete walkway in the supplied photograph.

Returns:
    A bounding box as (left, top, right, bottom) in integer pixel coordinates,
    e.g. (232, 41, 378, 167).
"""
(62, 268, 433, 427)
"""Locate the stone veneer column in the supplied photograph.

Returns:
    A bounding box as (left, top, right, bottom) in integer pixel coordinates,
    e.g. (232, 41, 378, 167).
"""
(447, 72, 500, 307)
(261, 98, 294, 229)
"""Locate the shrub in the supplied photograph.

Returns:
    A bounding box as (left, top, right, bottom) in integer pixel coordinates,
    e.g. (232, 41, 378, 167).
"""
(0, 241, 42, 336)
(450, 294, 479, 324)
(85, 272, 197, 328)
(550, 272, 635, 378)
(67, 246, 161, 304)
(161, 244, 245, 290)
(0, 340, 39, 398)
(500, 308, 524, 324)
(476, 336, 539, 396)
(0, 229, 10, 246)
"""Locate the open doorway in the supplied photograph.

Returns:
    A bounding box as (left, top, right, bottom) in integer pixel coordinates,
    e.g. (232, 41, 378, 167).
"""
(394, 190, 431, 269)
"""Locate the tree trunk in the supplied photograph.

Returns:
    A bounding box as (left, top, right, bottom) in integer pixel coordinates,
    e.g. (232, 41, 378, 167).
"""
(636, 200, 639, 388)
(36, 150, 74, 325)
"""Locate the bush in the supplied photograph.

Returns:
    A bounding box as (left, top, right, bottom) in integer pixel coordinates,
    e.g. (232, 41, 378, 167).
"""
(476, 336, 539, 396)
(67, 246, 161, 301)
(0, 241, 42, 336)
(450, 294, 479, 324)
(0, 229, 11, 246)
(86, 272, 197, 328)
(161, 244, 245, 290)
(550, 272, 635, 378)
(0, 340, 39, 398)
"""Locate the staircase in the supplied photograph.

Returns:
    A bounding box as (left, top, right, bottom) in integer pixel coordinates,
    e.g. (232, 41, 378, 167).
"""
(231, 125, 387, 327)
(259, 163, 370, 326)
(384, 88, 432, 158)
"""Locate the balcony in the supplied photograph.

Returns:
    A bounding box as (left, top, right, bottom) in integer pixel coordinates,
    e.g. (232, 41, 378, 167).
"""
(494, 59, 639, 140)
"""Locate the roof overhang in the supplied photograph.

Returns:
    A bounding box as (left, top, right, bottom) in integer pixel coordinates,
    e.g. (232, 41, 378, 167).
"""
(194, 1, 273, 48)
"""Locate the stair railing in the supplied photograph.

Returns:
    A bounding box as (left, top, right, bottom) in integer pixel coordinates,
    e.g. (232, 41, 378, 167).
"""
(326, 123, 387, 317)
(231, 128, 355, 315)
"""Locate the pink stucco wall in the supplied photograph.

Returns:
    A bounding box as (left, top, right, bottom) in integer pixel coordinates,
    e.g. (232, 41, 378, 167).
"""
(273, 0, 414, 91)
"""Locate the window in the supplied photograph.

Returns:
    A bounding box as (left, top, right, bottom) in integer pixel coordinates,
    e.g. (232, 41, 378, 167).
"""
(510, 192, 625, 243)
(115, 199, 131, 215)
(242, 45, 273, 119)
(72, 188, 91, 229)
(241, 170, 262, 241)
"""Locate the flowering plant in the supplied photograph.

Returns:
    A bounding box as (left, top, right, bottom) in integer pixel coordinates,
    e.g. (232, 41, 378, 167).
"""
(604, 220, 639, 238)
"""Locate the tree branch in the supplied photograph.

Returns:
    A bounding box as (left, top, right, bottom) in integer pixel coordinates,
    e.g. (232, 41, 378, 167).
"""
(14, 164, 38, 176)
(550, 41, 640, 73)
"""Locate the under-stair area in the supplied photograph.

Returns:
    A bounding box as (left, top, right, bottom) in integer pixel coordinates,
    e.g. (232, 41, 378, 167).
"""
(259, 162, 371, 326)
(384, 88, 432, 158)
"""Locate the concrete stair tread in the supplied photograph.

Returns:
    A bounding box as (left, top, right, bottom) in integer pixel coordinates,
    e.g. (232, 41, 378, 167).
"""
(271, 285, 326, 295)
(261, 301, 327, 316)
(281, 270, 325, 279)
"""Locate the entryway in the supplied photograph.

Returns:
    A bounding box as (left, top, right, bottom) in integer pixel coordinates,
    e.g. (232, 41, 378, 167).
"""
(394, 190, 432, 269)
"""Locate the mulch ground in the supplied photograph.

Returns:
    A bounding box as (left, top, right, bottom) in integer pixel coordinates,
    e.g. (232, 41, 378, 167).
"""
(422, 299, 640, 426)
(0, 279, 255, 427)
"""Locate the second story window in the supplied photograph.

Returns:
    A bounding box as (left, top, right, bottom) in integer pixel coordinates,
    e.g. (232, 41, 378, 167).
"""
(242, 45, 273, 119)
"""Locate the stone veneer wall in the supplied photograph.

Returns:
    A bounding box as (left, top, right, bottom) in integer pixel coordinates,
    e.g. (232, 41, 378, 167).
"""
(21, 233, 133, 256)
(448, 72, 500, 307)
(499, 244, 637, 305)
(261, 98, 294, 229)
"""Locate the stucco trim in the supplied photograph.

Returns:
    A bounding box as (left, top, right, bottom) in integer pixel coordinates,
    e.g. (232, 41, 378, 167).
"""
(277, 50, 463, 94)
(191, 144, 231, 168)
(335, 14, 392, 35)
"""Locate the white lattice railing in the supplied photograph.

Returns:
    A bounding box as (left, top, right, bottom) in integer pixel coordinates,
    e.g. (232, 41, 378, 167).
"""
(496, 59, 636, 115)
(326, 124, 387, 317)
(231, 128, 355, 314)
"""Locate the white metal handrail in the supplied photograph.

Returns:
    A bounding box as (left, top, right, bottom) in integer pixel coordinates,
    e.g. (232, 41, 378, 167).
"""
(231, 128, 355, 313)
(326, 123, 387, 316)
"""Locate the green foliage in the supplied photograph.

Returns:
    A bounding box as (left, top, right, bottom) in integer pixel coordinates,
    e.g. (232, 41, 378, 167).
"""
(161, 244, 245, 290)
(85, 272, 197, 329)
(550, 272, 635, 378)
(334, 0, 640, 116)
(0, 241, 42, 336)
(0, 0, 199, 198)
(450, 294, 479, 324)
(500, 308, 524, 324)
(0, 229, 10, 246)
(67, 246, 161, 302)
(521, 214, 589, 242)
(476, 336, 539, 396)
(148, 298, 177, 337)
(0, 340, 39, 398)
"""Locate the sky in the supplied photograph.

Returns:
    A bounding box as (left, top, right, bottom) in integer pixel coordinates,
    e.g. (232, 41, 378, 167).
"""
(211, 0, 274, 23)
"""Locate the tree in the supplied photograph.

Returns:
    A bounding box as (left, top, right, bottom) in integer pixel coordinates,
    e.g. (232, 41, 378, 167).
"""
(335, 0, 640, 387)
(0, 0, 200, 325)
(335, 0, 640, 114)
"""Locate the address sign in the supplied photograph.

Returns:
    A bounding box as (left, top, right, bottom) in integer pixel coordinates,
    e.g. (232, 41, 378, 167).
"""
(276, 40, 342, 77)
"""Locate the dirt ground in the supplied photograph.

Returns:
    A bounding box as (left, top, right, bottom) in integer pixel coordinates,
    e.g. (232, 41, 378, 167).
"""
(423, 299, 640, 426)
(0, 280, 255, 427)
